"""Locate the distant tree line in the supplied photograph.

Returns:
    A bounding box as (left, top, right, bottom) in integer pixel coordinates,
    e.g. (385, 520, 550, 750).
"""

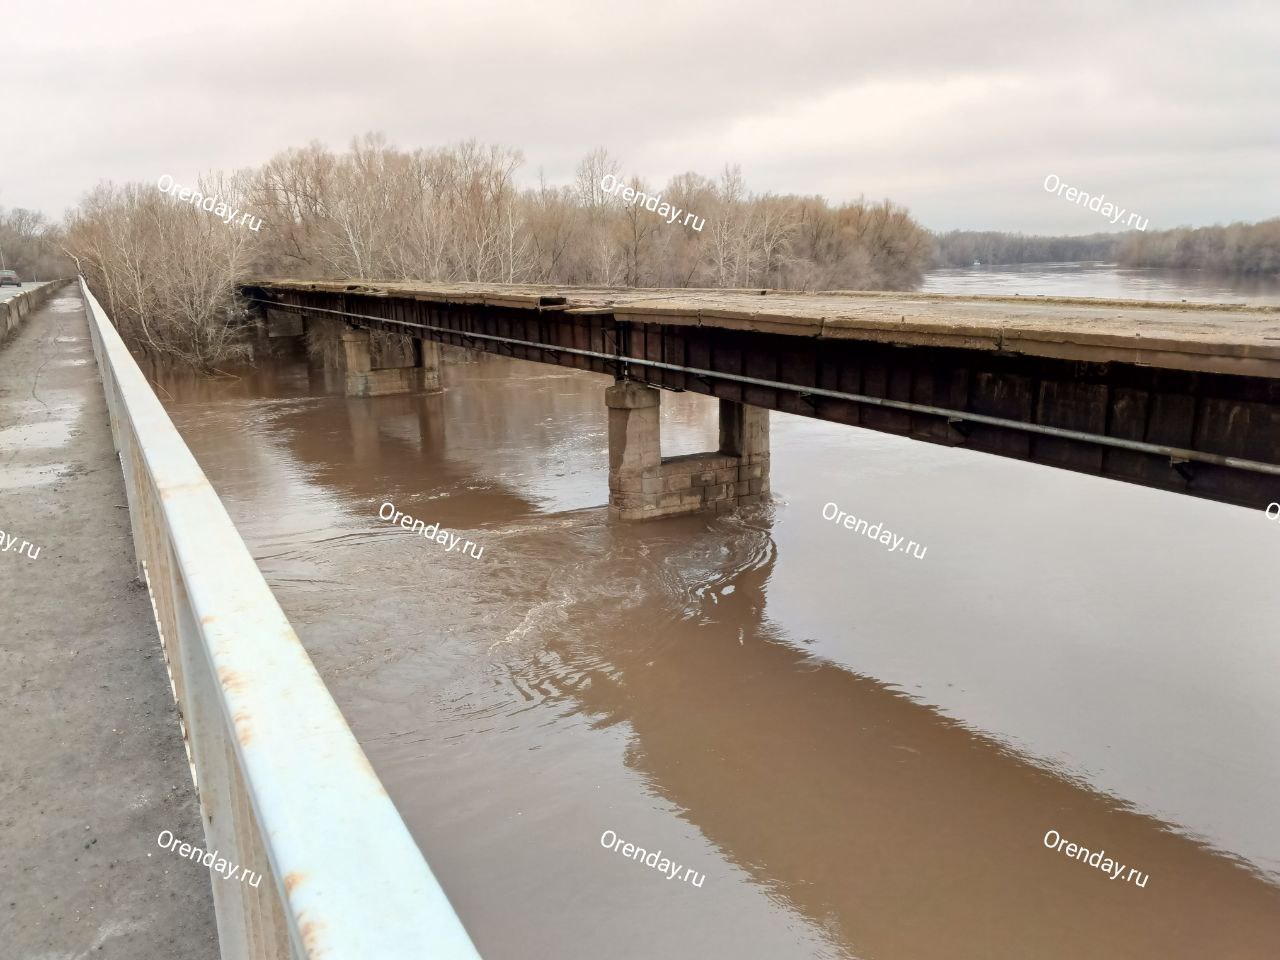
(1116, 219, 1280, 274)
(248, 137, 931, 291)
(44, 137, 1280, 368)
(58, 134, 933, 367)
(0, 208, 71, 280)
(931, 230, 1121, 266)
(932, 219, 1280, 273)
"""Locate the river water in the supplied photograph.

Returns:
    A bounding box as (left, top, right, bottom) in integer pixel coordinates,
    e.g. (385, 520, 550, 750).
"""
(153, 267, 1280, 959)
(923, 262, 1280, 304)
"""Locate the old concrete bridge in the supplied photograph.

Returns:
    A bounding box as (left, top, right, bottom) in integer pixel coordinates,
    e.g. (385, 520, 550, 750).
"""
(242, 280, 1280, 517)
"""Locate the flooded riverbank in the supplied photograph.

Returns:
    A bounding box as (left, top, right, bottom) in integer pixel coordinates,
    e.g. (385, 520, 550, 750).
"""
(150, 343, 1280, 959)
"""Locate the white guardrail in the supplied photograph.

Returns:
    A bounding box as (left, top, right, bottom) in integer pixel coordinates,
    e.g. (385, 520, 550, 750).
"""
(81, 278, 483, 960)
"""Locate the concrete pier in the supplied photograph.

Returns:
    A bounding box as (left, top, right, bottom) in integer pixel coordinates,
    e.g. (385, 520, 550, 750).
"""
(341, 327, 441, 398)
(607, 381, 770, 520)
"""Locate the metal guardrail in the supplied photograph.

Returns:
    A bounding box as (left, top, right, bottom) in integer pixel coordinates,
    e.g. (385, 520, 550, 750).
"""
(80, 278, 483, 960)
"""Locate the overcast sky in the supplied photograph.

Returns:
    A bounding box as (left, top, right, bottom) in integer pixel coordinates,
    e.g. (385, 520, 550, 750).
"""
(6, 0, 1278, 233)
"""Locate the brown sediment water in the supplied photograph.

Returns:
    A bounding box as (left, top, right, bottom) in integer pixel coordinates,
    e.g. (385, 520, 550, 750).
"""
(151, 348, 1280, 960)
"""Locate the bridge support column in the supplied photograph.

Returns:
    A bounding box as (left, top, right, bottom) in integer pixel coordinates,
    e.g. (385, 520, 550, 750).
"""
(606, 382, 771, 520)
(341, 328, 441, 398)
(607, 382, 663, 521)
(417, 339, 443, 393)
(719, 399, 771, 505)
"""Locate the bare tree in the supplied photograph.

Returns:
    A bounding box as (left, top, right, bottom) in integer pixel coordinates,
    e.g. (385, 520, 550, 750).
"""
(59, 134, 935, 366)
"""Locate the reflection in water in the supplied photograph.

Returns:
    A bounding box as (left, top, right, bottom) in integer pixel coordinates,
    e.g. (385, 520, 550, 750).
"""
(152, 344, 1280, 960)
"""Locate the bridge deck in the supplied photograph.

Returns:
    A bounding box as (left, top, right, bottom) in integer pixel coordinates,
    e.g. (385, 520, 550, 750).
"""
(0, 284, 219, 959)
(254, 279, 1280, 378)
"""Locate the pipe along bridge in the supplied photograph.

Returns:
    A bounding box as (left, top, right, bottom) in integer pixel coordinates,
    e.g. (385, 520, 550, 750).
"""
(243, 280, 1280, 516)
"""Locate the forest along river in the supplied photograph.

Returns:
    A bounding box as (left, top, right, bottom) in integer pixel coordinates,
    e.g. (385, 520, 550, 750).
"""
(152, 293, 1280, 960)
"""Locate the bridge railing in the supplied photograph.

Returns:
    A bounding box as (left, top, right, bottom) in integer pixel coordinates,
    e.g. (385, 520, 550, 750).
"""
(80, 278, 483, 960)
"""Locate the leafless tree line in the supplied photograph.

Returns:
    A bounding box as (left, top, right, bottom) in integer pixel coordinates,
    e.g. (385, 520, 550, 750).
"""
(933, 220, 1280, 273)
(931, 230, 1121, 267)
(0, 207, 71, 280)
(43, 136, 1280, 370)
(63, 176, 256, 367)
(1116, 218, 1280, 274)
(59, 134, 933, 366)
(252, 136, 933, 290)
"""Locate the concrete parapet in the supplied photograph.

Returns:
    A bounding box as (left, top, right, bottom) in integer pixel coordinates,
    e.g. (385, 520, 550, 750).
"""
(607, 382, 771, 520)
(0, 281, 72, 347)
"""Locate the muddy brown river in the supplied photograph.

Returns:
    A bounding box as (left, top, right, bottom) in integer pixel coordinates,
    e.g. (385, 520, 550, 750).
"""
(150, 347, 1280, 960)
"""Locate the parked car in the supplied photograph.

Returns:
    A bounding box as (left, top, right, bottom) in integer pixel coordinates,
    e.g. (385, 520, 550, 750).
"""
(0, 270, 20, 287)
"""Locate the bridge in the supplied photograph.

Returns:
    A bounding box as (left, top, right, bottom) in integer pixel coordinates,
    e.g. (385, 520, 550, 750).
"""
(245, 279, 1280, 513)
(7, 277, 1278, 959)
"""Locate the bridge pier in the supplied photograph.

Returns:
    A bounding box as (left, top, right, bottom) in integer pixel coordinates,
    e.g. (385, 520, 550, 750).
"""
(607, 381, 770, 520)
(341, 328, 441, 398)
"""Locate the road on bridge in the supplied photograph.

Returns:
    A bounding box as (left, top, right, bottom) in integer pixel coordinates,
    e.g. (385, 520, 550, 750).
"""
(0, 285, 218, 959)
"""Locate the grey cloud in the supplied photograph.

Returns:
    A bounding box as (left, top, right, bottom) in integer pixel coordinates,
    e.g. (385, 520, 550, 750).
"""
(4, 0, 1277, 232)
